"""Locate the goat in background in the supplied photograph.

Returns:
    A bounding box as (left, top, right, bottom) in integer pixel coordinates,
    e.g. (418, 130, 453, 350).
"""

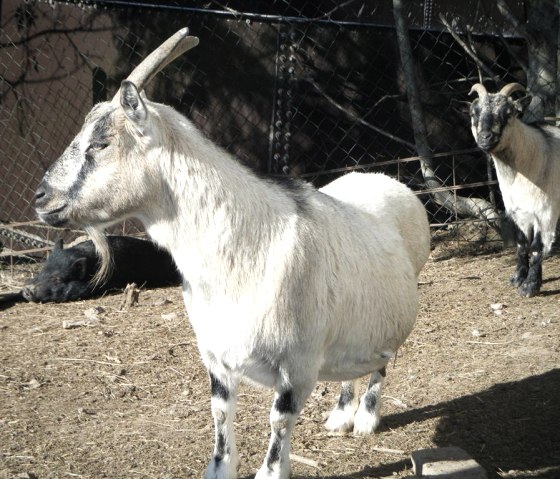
(33, 29, 430, 479)
(470, 83, 560, 297)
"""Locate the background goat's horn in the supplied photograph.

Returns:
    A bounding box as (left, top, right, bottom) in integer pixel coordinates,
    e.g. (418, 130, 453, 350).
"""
(469, 83, 488, 98)
(499, 83, 526, 97)
(112, 28, 199, 102)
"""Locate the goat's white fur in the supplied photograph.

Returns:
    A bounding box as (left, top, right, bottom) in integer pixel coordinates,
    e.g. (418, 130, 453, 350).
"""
(472, 118, 560, 254)
(36, 77, 430, 478)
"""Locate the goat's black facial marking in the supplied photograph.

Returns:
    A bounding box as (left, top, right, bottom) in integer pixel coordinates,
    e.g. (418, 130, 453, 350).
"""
(471, 94, 517, 152)
(47, 110, 114, 205)
(91, 112, 114, 144)
(470, 100, 481, 121)
(69, 156, 96, 198)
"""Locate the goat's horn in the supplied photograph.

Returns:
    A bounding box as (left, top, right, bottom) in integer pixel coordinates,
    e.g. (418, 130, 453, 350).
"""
(499, 82, 526, 97)
(112, 28, 199, 103)
(469, 83, 488, 98)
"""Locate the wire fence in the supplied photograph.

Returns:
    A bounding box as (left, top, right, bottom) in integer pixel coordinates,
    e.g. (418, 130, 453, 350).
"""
(0, 0, 547, 260)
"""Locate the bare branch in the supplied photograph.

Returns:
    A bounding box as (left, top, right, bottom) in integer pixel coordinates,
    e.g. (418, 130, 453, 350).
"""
(0, 26, 118, 49)
(307, 78, 416, 150)
(439, 13, 498, 83)
(496, 0, 534, 43)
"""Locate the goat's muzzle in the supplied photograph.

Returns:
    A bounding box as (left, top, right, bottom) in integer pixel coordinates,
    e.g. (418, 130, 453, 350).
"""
(34, 181, 69, 227)
(476, 130, 500, 152)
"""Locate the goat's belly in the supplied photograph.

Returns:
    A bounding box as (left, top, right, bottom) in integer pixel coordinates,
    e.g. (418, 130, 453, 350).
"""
(319, 351, 396, 381)
(318, 353, 393, 381)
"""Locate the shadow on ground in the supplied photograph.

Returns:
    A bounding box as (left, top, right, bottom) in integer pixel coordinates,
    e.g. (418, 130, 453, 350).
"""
(289, 369, 560, 479)
(384, 369, 559, 478)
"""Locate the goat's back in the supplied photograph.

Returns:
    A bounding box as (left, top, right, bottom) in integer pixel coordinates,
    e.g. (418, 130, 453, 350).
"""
(320, 172, 430, 276)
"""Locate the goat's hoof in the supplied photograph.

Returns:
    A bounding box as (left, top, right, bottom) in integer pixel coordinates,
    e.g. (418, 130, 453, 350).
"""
(510, 274, 526, 287)
(255, 462, 290, 479)
(352, 405, 380, 436)
(204, 455, 238, 479)
(324, 409, 355, 434)
(352, 418, 379, 436)
(517, 282, 540, 298)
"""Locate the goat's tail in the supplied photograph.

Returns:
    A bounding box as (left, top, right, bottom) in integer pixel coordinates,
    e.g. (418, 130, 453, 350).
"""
(85, 226, 114, 287)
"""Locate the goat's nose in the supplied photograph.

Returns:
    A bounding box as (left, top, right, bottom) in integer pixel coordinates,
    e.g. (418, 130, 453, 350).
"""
(34, 181, 50, 208)
(480, 131, 493, 140)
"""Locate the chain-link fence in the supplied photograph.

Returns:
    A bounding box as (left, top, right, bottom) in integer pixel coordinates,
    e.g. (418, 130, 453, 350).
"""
(0, 0, 551, 260)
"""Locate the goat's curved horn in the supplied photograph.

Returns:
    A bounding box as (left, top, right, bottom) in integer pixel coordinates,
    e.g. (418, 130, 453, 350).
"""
(499, 82, 526, 97)
(112, 28, 199, 103)
(469, 83, 488, 98)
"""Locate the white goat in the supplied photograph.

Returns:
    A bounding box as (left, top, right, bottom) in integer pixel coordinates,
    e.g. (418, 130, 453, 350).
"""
(470, 83, 560, 297)
(34, 29, 430, 479)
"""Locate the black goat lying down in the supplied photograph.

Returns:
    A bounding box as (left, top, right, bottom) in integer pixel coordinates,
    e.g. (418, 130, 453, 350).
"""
(21, 235, 181, 303)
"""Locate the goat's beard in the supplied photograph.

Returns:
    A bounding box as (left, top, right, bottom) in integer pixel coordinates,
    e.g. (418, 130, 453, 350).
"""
(84, 225, 114, 287)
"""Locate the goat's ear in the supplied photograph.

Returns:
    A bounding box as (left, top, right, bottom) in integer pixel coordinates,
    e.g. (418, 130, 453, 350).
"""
(513, 95, 532, 114)
(120, 80, 147, 133)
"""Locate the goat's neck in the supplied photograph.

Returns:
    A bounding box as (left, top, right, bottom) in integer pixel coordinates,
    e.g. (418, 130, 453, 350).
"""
(491, 119, 545, 182)
(139, 121, 297, 290)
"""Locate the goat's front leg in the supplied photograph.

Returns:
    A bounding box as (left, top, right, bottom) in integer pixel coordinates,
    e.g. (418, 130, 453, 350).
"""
(256, 379, 315, 479)
(510, 225, 530, 287)
(518, 231, 543, 297)
(205, 371, 240, 479)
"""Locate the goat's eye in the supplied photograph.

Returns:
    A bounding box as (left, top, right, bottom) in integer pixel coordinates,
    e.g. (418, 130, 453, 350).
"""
(88, 142, 109, 152)
(471, 104, 480, 118)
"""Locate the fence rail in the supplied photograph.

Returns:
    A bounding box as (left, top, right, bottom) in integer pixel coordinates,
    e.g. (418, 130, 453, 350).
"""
(0, 0, 540, 258)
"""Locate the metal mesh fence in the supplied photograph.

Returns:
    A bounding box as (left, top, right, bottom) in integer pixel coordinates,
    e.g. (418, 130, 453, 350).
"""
(0, 0, 548, 260)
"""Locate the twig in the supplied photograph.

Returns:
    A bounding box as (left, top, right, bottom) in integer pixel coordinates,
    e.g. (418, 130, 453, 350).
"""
(438, 13, 497, 82)
(307, 78, 416, 150)
(496, 0, 533, 43)
(383, 395, 408, 409)
(289, 453, 320, 469)
(371, 446, 406, 456)
(466, 340, 515, 345)
(138, 419, 201, 433)
(56, 357, 120, 366)
(498, 33, 528, 76)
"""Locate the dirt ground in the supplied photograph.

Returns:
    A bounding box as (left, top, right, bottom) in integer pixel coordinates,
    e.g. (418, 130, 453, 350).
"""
(1, 244, 559, 479)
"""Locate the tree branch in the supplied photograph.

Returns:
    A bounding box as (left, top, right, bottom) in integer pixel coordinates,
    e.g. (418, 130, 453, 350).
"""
(393, 0, 501, 225)
(438, 13, 498, 83)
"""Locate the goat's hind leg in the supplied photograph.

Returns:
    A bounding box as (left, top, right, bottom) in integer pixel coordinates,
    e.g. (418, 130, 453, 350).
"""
(518, 231, 543, 297)
(205, 371, 240, 479)
(509, 223, 533, 288)
(510, 224, 530, 287)
(325, 380, 360, 433)
(353, 367, 386, 435)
